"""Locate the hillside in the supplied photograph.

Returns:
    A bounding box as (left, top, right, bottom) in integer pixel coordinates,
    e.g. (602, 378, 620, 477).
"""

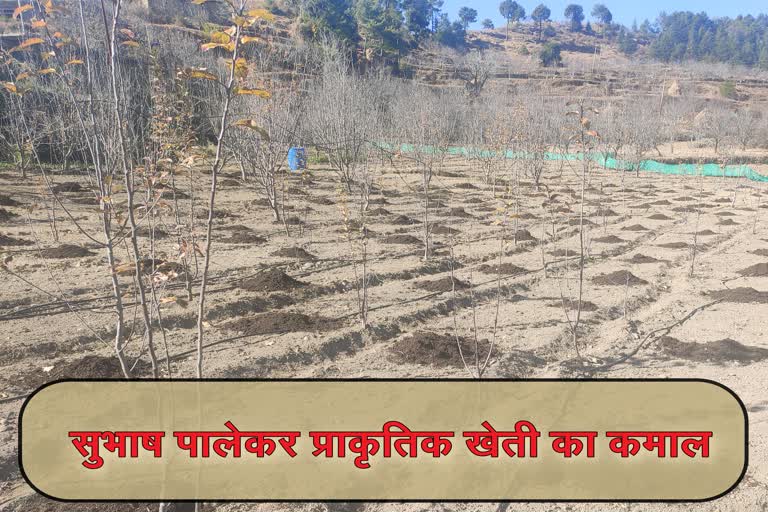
(398, 21, 768, 111)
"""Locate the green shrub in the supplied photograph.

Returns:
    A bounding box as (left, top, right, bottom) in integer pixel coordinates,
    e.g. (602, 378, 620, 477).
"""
(307, 150, 329, 165)
(539, 43, 562, 67)
(719, 81, 737, 99)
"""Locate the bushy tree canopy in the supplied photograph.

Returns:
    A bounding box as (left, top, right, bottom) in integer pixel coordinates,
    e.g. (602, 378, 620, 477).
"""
(531, 4, 551, 41)
(458, 6, 478, 29)
(298, 0, 466, 58)
(499, 0, 526, 24)
(591, 4, 612, 25)
(564, 4, 585, 32)
(650, 12, 768, 67)
(539, 42, 563, 66)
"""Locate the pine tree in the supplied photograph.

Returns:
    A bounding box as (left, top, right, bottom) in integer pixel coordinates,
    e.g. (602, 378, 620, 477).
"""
(531, 4, 551, 42)
(564, 4, 585, 32)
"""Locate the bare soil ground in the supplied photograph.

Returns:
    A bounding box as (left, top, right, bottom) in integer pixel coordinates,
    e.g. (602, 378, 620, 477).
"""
(1, 152, 768, 511)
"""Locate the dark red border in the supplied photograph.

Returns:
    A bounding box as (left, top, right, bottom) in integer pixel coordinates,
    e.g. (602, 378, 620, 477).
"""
(18, 378, 749, 503)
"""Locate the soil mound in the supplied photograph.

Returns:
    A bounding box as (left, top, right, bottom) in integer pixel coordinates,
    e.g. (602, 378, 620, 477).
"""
(135, 226, 170, 239)
(270, 247, 317, 260)
(221, 231, 267, 244)
(0, 233, 32, 246)
(307, 196, 335, 206)
(417, 276, 469, 292)
(566, 218, 595, 226)
(51, 182, 85, 193)
(286, 186, 309, 196)
(650, 200, 672, 206)
(658, 336, 768, 364)
(225, 311, 333, 336)
(514, 229, 537, 242)
(592, 270, 648, 286)
(278, 216, 303, 226)
(446, 207, 474, 218)
(383, 234, 421, 244)
(390, 215, 420, 225)
(550, 299, 599, 312)
(207, 294, 294, 320)
(622, 224, 649, 231)
(716, 211, 736, 217)
(221, 226, 267, 244)
(593, 235, 625, 243)
(477, 263, 527, 276)
(749, 249, 768, 257)
(656, 242, 689, 249)
(599, 209, 619, 217)
(695, 229, 717, 235)
(390, 331, 491, 368)
(196, 208, 238, 219)
(718, 218, 739, 226)
(737, 263, 768, 277)
(0, 194, 20, 206)
(368, 207, 392, 216)
(156, 186, 190, 200)
(0, 208, 19, 221)
(21, 355, 126, 390)
(647, 214, 672, 220)
(40, 244, 95, 259)
(240, 269, 307, 292)
(628, 253, 663, 264)
(708, 287, 768, 303)
(251, 198, 277, 208)
(430, 224, 460, 235)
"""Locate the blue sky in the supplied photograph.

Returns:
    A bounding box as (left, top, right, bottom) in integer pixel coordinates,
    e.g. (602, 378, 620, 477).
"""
(440, 0, 767, 28)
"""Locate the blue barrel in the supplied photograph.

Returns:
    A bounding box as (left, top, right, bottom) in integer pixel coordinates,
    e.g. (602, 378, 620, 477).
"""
(287, 147, 307, 171)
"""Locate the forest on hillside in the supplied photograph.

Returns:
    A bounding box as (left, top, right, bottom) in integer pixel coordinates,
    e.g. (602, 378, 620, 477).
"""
(246, 0, 768, 68)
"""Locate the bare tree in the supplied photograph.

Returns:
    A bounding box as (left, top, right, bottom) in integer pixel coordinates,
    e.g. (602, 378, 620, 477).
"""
(624, 97, 660, 176)
(693, 103, 736, 154)
(660, 97, 695, 154)
(394, 86, 462, 260)
(306, 43, 374, 192)
(455, 50, 494, 99)
(733, 107, 760, 151)
(232, 90, 303, 221)
(183, 2, 275, 378)
(560, 99, 600, 359)
(597, 101, 630, 165)
(517, 97, 561, 190)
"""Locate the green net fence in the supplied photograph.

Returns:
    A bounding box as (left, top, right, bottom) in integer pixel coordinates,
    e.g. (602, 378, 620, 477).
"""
(375, 143, 768, 183)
